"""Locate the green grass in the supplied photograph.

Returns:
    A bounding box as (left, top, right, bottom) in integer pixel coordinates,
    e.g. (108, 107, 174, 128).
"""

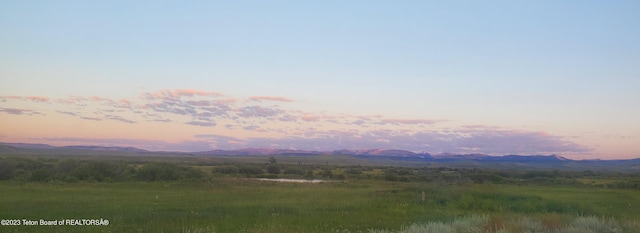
(1, 179, 639, 233)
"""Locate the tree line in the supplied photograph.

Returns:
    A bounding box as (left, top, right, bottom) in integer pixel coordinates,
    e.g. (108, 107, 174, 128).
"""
(2, 156, 639, 190)
(0, 157, 203, 182)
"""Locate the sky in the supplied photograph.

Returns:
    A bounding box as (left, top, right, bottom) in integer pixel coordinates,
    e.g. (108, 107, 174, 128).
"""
(0, 1, 638, 159)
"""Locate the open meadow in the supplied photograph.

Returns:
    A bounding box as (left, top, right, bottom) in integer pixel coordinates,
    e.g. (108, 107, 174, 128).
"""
(1, 155, 640, 232)
(3, 1, 640, 232)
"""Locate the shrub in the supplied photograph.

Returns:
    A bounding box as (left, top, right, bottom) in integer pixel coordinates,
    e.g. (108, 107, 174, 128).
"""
(0, 159, 16, 180)
(345, 167, 363, 175)
(136, 162, 203, 181)
(12, 168, 30, 183)
(266, 164, 281, 174)
(320, 168, 332, 178)
(214, 165, 238, 174)
(30, 168, 53, 181)
(136, 163, 179, 181)
(283, 167, 305, 175)
(304, 170, 314, 179)
(72, 161, 133, 182)
(384, 169, 398, 181)
(238, 165, 264, 175)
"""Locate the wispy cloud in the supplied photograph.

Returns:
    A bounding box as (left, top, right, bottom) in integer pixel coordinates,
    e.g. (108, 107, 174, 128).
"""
(242, 125, 261, 131)
(190, 128, 590, 155)
(90, 96, 133, 109)
(249, 96, 294, 102)
(90, 96, 112, 102)
(278, 114, 298, 122)
(80, 116, 102, 121)
(301, 114, 324, 122)
(0, 96, 50, 102)
(194, 134, 245, 148)
(0, 89, 591, 155)
(143, 113, 166, 119)
(237, 106, 284, 118)
(0, 108, 43, 115)
(139, 89, 235, 125)
(186, 121, 217, 127)
(379, 118, 439, 125)
(57, 111, 78, 116)
(106, 115, 136, 124)
(56, 96, 88, 105)
(26, 96, 50, 102)
(171, 89, 223, 97)
(2, 89, 441, 130)
(152, 118, 172, 123)
(143, 89, 223, 100)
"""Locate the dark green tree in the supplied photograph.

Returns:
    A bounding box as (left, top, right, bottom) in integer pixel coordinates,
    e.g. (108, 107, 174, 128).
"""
(266, 157, 280, 174)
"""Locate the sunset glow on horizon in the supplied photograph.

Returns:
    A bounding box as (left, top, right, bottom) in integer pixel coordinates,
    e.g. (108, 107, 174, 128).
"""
(1, 1, 638, 159)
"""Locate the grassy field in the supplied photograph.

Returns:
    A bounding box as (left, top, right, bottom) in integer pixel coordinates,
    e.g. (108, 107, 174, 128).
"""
(1, 178, 639, 233)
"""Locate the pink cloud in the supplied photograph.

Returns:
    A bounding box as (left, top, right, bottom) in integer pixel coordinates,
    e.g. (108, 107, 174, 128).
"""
(0, 96, 21, 100)
(91, 96, 113, 102)
(88, 96, 132, 109)
(218, 98, 238, 104)
(249, 96, 294, 102)
(172, 89, 223, 97)
(301, 114, 321, 122)
(0, 90, 591, 156)
(56, 96, 88, 105)
(0, 96, 49, 102)
(26, 96, 50, 102)
(142, 89, 223, 101)
(114, 99, 132, 108)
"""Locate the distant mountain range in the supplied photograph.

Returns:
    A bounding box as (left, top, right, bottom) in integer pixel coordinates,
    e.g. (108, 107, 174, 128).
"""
(0, 143, 147, 152)
(1, 142, 638, 167)
(59, 145, 148, 152)
(197, 148, 575, 163)
(0, 142, 57, 149)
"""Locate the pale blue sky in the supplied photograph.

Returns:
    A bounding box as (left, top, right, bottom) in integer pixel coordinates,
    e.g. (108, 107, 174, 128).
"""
(1, 1, 638, 159)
